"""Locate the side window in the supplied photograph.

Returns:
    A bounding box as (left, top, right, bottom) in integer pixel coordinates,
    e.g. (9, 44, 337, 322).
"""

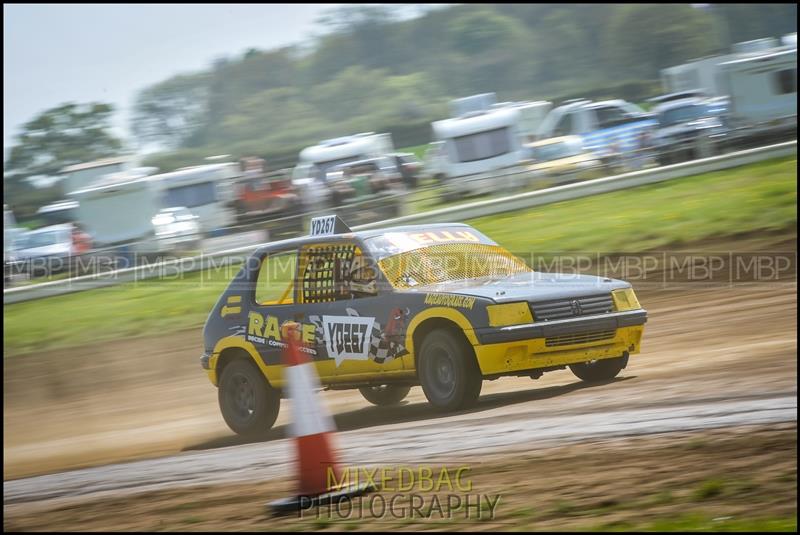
(553, 113, 574, 136)
(774, 69, 797, 95)
(595, 106, 627, 129)
(255, 251, 297, 305)
(300, 243, 378, 303)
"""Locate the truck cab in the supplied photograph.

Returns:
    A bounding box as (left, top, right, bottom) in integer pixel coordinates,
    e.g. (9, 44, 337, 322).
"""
(537, 99, 657, 163)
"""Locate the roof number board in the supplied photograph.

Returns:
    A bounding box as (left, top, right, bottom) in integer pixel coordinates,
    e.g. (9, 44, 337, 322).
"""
(310, 215, 351, 236)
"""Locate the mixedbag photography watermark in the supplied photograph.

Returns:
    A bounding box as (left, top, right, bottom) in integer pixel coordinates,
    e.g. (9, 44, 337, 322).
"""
(297, 465, 502, 521)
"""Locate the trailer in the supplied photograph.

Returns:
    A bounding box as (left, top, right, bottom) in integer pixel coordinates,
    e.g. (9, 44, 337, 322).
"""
(152, 163, 239, 234)
(431, 94, 551, 199)
(718, 47, 797, 143)
(69, 171, 162, 252)
(291, 132, 396, 211)
(69, 163, 239, 253)
(660, 37, 797, 148)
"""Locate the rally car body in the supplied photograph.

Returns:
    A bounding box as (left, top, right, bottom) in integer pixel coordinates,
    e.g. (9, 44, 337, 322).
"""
(202, 216, 646, 435)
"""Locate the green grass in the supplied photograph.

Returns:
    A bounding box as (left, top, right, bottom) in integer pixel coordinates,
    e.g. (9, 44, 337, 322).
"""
(692, 478, 726, 501)
(471, 156, 796, 254)
(397, 143, 431, 161)
(3, 262, 240, 355)
(3, 156, 796, 355)
(599, 513, 797, 532)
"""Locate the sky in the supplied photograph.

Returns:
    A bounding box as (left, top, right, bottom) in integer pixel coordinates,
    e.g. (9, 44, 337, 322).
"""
(3, 4, 343, 151)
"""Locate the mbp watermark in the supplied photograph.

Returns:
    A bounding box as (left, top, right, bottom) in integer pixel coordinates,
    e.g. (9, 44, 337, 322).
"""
(297, 465, 502, 522)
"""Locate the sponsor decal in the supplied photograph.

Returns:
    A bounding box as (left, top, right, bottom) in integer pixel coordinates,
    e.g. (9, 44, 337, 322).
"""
(424, 293, 476, 310)
(247, 311, 317, 354)
(220, 295, 242, 318)
(228, 324, 246, 337)
(309, 308, 410, 367)
(385, 230, 483, 251)
(322, 315, 375, 366)
(374, 307, 411, 364)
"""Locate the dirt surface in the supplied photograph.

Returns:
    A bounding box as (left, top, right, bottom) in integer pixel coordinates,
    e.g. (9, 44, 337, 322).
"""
(3, 231, 797, 530)
(4, 247, 797, 480)
(4, 424, 796, 531)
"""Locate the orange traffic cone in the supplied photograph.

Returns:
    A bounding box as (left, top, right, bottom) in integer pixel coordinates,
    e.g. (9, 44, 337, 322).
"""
(268, 322, 375, 515)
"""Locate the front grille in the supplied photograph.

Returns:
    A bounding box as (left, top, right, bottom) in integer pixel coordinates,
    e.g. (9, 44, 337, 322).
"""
(531, 294, 613, 321)
(545, 329, 616, 347)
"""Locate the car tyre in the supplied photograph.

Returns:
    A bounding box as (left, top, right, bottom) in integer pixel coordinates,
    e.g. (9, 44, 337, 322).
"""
(418, 329, 482, 411)
(569, 354, 628, 383)
(218, 358, 280, 437)
(359, 384, 411, 406)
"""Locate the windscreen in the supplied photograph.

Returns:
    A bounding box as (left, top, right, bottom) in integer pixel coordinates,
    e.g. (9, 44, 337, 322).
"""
(451, 127, 512, 162)
(364, 227, 532, 288)
(26, 229, 66, 248)
(315, 155, 365, 180)
(659, 104, 709, 126)
(164, 182, 217, 208)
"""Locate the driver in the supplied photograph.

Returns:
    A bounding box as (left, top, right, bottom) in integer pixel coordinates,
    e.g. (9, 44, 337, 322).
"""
(348, 253, 378, 297)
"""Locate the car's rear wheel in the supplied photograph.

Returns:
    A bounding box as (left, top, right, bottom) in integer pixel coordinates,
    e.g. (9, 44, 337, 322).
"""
(569, 354, 628, 383)
(359, 384, 411, 406)
(418, 329, 482, 411)
(218, 358, 280, 437)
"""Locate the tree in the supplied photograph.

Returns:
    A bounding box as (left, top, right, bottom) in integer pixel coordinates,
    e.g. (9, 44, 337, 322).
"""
(111, 4, 796, 174)
(4, 102, 123, 218)
(606, 5, 719, 80)
(131, 73, 211, 150)
(445, 8, 532, 95)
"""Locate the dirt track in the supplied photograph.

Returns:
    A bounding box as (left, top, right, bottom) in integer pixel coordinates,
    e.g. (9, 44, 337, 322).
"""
(5, 424, 796, 531)
(4, 272, 797, 480)
(3, 233, 798, 528)
(4, 282, 797, 486)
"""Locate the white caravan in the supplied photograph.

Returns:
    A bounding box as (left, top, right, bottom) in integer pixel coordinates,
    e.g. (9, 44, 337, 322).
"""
(717, 46, 797, 136)
(291, 132, 395, 210)
(69, 171, 159, 249)
(431, 93, 552, 197)
(151, 163, 239, 233)
(69, 163, 239, 250)
(60, 156, 131, 195)
(660, 36, 797, 144)
(661, 55, 735, 97)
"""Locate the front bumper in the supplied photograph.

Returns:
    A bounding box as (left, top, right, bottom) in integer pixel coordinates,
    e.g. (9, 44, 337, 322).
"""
(473, 310, 647, 376)
(201, 350, 219, 386)
(200, 350, 212, 370)
(476, 309, 647, 344)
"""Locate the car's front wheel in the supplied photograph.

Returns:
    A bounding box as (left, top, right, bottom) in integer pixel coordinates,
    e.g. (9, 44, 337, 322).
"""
(359, 384, 411, 406)
(218, 358, 280, 437)
(418, 329, 482, 411)
(569, 354, 628, 383)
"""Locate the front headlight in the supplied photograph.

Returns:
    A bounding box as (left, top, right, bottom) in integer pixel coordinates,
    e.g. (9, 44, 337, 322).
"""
(612, 288, 641, 311)
(487, 302, 533, 327)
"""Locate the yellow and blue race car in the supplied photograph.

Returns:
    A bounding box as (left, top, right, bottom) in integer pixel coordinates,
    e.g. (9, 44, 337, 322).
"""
(201, 215, 647, 436)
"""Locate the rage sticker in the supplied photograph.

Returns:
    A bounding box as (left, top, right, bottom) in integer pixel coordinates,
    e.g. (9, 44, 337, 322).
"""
(246, 311, 317, 354)
(322, 315, 375, 367)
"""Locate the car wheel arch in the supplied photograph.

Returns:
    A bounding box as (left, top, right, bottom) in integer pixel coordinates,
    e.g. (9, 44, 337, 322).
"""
(411, 317, 477, 374)
(212, 337, 277, 389)
(216, 347, 256, 385)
